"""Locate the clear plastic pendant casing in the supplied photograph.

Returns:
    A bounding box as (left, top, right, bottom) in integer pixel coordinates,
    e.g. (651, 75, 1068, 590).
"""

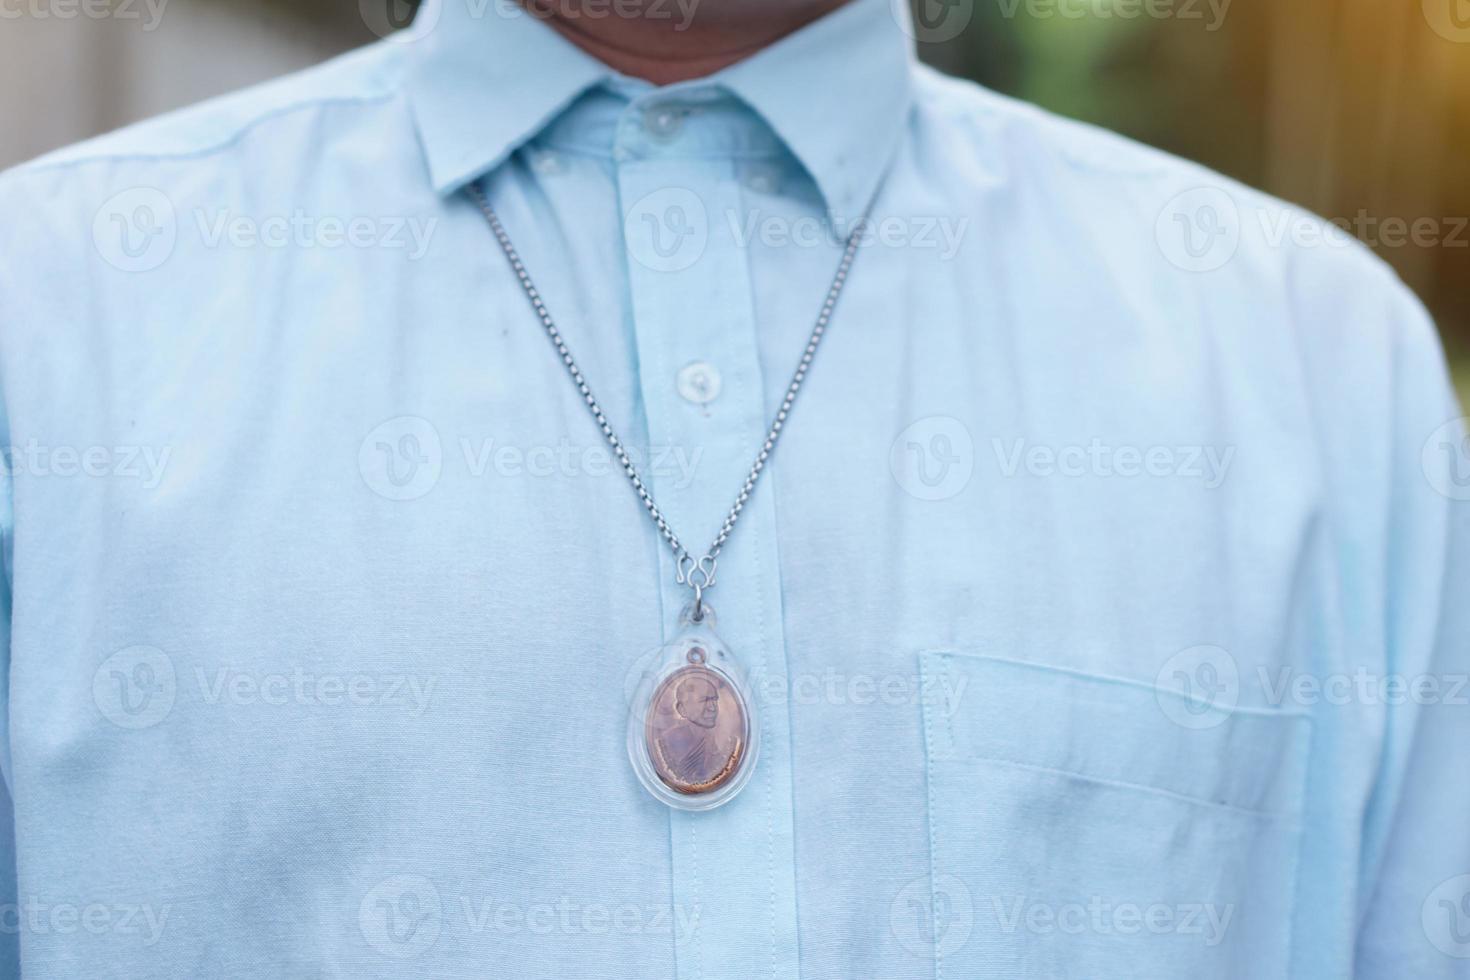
(626, 604, 760, 812)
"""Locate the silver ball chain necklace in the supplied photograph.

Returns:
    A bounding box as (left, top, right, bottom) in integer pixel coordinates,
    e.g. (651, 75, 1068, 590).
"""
(469, 181, 867, 811)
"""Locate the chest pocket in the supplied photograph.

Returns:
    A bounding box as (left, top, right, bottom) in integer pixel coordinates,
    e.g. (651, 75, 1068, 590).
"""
(919, 651, 1311, 980)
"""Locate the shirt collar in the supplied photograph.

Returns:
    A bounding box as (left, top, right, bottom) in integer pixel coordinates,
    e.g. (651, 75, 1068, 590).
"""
(715, 0, 914, 221)
(405, 0, 915, 221)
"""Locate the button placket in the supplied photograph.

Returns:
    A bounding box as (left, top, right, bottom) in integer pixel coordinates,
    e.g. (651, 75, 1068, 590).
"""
(616, 153, 801, 980)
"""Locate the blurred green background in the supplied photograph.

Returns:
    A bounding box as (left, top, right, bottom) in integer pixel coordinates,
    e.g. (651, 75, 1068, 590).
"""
(916, 0, 1470, 402)
(3, 0, 1467, 402)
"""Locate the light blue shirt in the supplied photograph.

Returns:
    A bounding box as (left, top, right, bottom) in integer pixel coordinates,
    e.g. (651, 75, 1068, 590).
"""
(1, 0, 1467, 977)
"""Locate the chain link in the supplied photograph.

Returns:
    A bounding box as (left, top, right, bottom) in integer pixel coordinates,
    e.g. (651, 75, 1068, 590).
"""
(468, 182, 866, 612)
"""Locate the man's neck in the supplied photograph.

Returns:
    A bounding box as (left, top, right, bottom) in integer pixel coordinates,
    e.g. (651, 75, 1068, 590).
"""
(519, 0, 850, 85)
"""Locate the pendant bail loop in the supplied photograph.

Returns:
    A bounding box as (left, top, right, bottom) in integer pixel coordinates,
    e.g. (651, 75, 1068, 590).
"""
(676, 553, 718, 622)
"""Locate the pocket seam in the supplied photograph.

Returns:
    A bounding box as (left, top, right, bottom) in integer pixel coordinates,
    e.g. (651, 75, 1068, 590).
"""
(922, 648, 1312, 720)
(950, 754, 1303, 821)
(919, 649, 1313, 818)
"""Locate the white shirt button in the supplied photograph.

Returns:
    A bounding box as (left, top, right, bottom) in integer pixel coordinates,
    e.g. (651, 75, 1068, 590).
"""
(677, 361, 722, 405)
(744, 166, 780, 194)
(530, 150, 564, 175)
(645, 105, 686, 139)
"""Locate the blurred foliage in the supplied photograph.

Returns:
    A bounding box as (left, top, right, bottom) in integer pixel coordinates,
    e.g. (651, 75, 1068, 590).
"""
(924, 1, 1470, 383)
(249, 0, 374, 38)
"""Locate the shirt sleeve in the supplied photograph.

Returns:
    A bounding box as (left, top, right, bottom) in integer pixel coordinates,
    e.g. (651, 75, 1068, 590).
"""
(1353, 281, 1470, 977)
(0, 395, 16, 978)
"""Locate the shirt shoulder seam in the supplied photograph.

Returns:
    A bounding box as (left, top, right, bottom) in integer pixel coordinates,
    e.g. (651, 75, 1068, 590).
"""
(908, 63, 1179, 181)
(4, 87, 400, 181)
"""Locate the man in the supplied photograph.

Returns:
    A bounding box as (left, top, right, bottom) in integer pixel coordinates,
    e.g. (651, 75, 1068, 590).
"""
(0, 0, 1465, 976)
(648, 667, 744, 793)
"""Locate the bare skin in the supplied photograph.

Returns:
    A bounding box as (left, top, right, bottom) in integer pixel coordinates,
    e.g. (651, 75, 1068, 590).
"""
(518, 0, 852, 84)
